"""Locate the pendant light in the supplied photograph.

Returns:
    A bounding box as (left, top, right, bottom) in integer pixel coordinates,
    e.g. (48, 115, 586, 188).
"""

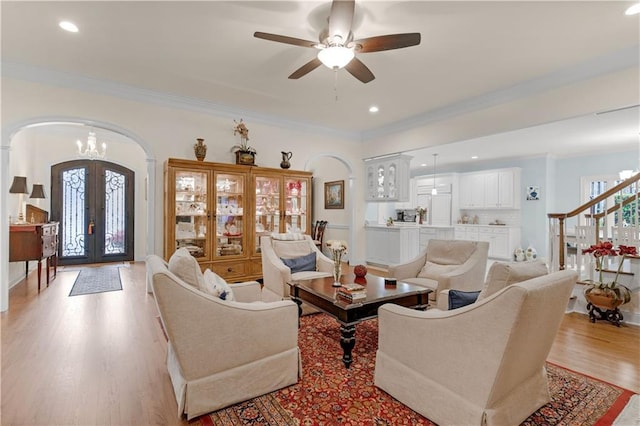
(431, 154, 438, 195)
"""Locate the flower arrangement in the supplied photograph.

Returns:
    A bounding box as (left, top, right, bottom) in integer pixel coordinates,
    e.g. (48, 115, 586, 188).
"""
(326, 240, 348, 286)
(287, 181, 302, 193)
(582, 242, 636, 306)
(231, 119, 256, 154)
(416, 206, 426, 224)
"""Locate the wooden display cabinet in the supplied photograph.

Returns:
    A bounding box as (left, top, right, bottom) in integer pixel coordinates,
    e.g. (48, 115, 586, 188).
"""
(164, 158, 312, 282)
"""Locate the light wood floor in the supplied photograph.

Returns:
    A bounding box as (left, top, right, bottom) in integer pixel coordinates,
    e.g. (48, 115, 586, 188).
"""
(2, 262, 639, 425)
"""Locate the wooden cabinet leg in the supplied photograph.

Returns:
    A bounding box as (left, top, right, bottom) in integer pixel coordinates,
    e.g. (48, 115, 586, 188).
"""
(37, 260, 42, 292)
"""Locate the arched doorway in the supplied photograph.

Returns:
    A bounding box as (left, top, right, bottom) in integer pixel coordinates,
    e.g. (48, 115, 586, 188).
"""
(51, 160, 135, 265)
(1, 117, 157, 311)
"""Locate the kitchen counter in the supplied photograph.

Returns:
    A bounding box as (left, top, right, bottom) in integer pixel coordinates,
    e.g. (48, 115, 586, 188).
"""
(454, 224, 521, 259)
(455, 224, 519, 228)
(365, 223, 454, 229)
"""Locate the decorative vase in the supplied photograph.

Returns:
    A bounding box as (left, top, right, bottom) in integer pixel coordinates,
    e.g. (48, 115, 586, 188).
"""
(333, 253, 342, 287)
(194, 138, 207, 161)
(354, 264, 367, 279)
(280, 151, 292, 169)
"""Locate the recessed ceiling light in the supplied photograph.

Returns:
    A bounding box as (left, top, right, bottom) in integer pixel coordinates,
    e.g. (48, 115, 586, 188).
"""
(471, 156, 478, 159)
(625, 3, 640, 15)
(369, 106, 379, 113)
(420, 163, 427, 167)
(59, 21, 79, 33)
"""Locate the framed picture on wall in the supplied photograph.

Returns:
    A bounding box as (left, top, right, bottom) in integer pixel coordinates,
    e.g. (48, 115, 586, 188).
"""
(324, 180, 344, 209)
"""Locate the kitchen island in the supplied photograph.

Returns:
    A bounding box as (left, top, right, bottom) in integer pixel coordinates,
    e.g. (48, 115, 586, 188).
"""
(365, 224, 455, 267)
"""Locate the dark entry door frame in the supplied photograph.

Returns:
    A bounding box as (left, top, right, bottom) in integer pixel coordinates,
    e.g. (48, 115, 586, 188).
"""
(51, 160, 134, 265)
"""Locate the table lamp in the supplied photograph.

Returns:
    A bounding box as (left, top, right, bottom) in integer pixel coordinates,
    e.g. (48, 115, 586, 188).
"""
(9, 176, 28, 223)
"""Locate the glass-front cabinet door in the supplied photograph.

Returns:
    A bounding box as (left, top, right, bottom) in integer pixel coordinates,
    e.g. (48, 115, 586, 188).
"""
(173, 169, 210, 260)
(284, 177, 308, 234)
(214, 171, 246, 259)
(254, 175, 281, 254)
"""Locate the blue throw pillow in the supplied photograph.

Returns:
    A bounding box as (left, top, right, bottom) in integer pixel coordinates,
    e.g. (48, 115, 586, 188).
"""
(281, 252, 316, 273)
(448, 290, 481, 310)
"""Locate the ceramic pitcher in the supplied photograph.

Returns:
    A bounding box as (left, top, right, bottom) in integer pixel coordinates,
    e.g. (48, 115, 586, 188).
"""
(280, 151, 292, 169)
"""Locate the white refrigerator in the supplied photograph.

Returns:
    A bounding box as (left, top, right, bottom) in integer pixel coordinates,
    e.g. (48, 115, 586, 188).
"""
(417, 193, 452, 226)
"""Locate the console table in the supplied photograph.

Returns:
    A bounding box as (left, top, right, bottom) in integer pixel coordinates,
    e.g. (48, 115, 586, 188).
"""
(9, 222, 59, 291)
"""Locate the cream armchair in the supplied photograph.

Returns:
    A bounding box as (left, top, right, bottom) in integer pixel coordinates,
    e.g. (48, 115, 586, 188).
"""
(374, 269, 577, 426)
(260, 234, 334, 301)
(388, 239, 489, 303)
(147, 255, 300, 420)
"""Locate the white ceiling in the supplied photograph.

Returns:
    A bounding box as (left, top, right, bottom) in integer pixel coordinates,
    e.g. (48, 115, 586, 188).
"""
(2, 1, 639, 169)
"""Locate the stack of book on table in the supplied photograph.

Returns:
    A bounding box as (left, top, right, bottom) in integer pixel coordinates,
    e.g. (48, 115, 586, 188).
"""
(337, 283, 367, 302)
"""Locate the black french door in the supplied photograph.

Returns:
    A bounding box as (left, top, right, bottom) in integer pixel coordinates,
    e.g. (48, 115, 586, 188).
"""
(51, 160, 135, 265)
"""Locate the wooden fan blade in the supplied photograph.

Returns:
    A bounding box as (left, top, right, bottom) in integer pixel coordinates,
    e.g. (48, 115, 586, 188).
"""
(353, 33, 421, 53)
(288, 58, 323, 79)
(345, 58, 375, 83)
(254, 32, 317, 48)
(328, 0, 355, 42)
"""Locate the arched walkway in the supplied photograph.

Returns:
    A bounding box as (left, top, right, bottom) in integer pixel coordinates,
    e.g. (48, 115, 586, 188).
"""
(1, 116, 157, 311)
(304, 153, 357, 264)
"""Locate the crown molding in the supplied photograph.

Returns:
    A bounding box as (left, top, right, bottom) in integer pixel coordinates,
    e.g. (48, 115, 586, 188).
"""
(3, 44, 638, 144)
(361, 45, 640, 140)
(1, 61, 362, 142)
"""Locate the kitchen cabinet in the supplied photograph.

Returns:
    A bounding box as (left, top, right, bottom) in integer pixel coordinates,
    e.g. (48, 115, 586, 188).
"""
(454, 225, 521, 259)
(365, 154, 412, 202)
(165, 158, 312, 282)
(484, 169, 518, 208)
(454, 225, 479, 241)
(459, 173, 486, 209)
(365, 225, 419, 266)
(459, 168, 520, 209)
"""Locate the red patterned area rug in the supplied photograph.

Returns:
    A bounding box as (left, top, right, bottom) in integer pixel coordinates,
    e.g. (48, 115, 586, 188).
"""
(199, 313, 635, 426)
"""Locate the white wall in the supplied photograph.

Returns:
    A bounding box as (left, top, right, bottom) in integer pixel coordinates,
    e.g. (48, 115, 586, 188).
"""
(1, 77, 363, 309)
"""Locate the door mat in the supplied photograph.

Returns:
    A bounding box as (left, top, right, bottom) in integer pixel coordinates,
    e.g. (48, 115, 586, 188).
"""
(69, 266, 123, 296)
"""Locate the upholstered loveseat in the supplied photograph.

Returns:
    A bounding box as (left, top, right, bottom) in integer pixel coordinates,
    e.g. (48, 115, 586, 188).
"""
(388, 239, 489, 304)
(375, 268, 577, 425)
(147, 253, 300, 420)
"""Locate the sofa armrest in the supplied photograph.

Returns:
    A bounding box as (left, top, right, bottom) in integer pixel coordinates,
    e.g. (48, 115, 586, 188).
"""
(317, 254, 334, 273)
(261, 244, 292, 298)
(436, 290, 450, 310)
(388, 249, 427, 279)
(231, 281, 262, 303)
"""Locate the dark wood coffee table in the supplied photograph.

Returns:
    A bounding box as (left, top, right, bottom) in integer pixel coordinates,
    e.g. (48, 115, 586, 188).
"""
(289, 273, 431, 368)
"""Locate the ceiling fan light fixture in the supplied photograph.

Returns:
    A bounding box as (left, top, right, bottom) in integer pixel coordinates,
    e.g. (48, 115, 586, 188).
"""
(317, 46, 355, 69)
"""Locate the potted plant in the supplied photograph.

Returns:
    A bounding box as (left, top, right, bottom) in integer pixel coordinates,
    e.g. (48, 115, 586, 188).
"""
(231, 119, 256, 165)
(582, 241, 636, 326)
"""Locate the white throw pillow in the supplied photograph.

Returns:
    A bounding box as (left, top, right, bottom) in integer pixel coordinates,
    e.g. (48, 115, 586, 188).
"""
(168, 248, 204, 289)
(202, 269, 235, 301)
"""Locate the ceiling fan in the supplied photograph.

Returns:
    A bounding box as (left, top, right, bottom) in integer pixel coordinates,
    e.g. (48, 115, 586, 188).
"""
(254, 0, 421, 84)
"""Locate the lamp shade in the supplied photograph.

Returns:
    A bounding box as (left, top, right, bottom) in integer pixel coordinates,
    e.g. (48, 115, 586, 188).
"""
(9, 176, 28, 194)
(30, 184, 46, 199)
(317, 46, 355, 69)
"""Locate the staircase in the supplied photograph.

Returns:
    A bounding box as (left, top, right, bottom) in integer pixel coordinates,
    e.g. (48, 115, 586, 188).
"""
(547, 173, 640, 324)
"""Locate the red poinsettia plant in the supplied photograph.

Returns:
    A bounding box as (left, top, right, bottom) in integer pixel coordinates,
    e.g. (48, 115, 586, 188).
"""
(582, 242, 637, 304)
